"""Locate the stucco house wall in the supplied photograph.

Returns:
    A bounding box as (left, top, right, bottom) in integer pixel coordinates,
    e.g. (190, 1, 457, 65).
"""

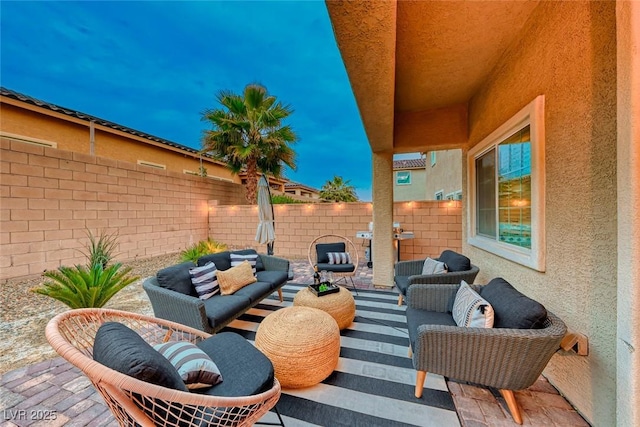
(393, 167, 426, 201)
(0, 96, 239, 182)
(424, 149, 462, 200)
(463, 2, 617, 424)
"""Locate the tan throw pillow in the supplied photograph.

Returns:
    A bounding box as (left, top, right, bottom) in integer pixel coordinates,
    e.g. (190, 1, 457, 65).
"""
(216, 260, 257, 295)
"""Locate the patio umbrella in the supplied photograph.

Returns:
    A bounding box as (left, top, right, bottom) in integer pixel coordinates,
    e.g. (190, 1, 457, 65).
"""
(255, 175, 275, 255)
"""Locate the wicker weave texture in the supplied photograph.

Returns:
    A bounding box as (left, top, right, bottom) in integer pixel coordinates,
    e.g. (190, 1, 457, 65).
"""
(255, 307, 340, 389)
(46, 308, 281, 427)
(292, 286, 355, 330)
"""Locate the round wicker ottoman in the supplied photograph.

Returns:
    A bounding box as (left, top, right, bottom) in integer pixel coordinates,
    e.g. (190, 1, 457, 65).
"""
(293, 286, 356, 330)
(255, 306, 340, 389)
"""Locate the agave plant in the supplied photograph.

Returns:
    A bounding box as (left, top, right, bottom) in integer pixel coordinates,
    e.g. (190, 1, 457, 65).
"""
(32, 263, 139, 309)
(180, 238, 228, 262)
(79, 228, 119, 268)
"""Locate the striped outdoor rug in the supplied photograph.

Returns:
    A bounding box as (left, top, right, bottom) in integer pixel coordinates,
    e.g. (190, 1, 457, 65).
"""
(221, 283, 461, 427)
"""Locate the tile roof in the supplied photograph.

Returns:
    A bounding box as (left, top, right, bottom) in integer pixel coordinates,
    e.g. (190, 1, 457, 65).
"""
(393, 158, 426, 169)
(1, 87, 203, 156)
(284, 181, 320, 192)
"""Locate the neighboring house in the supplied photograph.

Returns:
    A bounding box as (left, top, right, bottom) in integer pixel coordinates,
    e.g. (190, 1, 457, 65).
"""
(424, 149, 462, 200)
(326, 2, 639, 426)
(0, 87, 302, 192)
(392, 158, 426, 201)
(283, 182, 321, 202)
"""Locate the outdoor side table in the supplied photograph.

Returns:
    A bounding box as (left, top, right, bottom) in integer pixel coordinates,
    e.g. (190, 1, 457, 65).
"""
(255, 306, 340, 389)
(293, 285, 356, 330)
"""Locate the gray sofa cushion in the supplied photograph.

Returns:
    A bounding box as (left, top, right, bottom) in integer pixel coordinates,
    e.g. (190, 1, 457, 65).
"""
(480, 277, 548, 329)
(256, 270, 288, 290)
(203, 295, 251, 329)
(157, 262, 198, 297)
(198, 249, 265, 272)
(198, 252, 232, 271)
(316, 242, 346, 264)
(438, 250, 471, 272)
(232, 281, 273, 303)
(196, 332, 274, 397)
(93, 322, 187, 391)
(406, 308, 456, 350)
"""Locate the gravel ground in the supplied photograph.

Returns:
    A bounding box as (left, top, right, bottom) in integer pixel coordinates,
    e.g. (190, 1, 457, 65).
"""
(0, 253, 182, 374)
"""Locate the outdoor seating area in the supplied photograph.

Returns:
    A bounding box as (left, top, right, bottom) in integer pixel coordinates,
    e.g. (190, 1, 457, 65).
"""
(2, 258, 589, 427)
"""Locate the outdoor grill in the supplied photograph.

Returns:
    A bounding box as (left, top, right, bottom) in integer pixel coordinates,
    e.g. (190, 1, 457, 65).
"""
(356, 222, 414, 267)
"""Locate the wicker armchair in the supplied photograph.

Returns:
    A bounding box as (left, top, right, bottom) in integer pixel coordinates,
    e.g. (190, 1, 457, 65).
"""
(394, 250, 480, 305)
(406, 284, 566, 424)
(46, 308, 282, 427)
(308, 234, 359, 293)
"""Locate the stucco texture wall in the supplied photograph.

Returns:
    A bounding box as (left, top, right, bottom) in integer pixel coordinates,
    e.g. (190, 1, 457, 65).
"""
(393, 168, 426, 201)
(464, 2, 617, 424)
(425, 149, 462, 199)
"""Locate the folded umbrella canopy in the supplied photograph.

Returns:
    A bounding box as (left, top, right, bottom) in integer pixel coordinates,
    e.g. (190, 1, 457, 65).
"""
(255, 175, 275, 255)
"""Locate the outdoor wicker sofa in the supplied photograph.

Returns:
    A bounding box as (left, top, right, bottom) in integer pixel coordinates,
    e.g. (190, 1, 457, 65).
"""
(143, 249, 289, 334)
(406, 278, 567, 424)
(394, 249, 480, 305)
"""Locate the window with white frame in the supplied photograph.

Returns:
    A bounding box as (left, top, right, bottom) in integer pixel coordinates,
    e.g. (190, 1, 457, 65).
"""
(396, 171, 411, 185)
(467, 95, 545, 271)
(446, 190, 463, 201)
(435, 190, 444, 200)
(430, 151, 437, 167)
(137, 160, 166, 169)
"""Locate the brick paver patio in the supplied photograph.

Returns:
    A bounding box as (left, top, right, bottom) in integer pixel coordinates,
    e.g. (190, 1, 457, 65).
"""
(0, 261, 589, 426)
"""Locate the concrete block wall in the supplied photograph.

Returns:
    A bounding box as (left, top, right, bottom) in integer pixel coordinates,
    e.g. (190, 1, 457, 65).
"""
(0, 139, 247, 281)
(208, 200, 462, 261)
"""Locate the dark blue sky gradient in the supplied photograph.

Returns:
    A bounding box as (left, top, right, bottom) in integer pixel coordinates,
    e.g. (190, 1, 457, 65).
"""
(1, 1, 374, 200)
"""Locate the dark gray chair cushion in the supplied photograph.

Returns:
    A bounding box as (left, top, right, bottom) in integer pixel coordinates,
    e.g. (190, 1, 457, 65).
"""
(197, 332, 274, 397)
(316, 242, 346, 264)
(438, 250, 471, 272)
(198, 252, 232, 271)
(406, 308, 457, 350)
(156, 262, 198, 297)
(232, 281, 273, 303)
(203, 295, 251, 329)
(93, 322, 187, 391)
(394, 275, 411, 295)
(256, 270, 288, 290)
(480, 277, 548, 329)
(316, 262, 355, 273)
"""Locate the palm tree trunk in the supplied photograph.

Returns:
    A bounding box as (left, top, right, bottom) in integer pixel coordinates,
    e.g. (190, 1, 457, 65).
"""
(245, 157, 258, 204)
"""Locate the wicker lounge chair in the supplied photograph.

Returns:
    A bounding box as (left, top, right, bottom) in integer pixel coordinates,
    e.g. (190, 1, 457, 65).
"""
(308, 234, 359, 293)
(46, 308, 282, 427)
(406, 282, 566, 424)
(394, 250, 480, 305)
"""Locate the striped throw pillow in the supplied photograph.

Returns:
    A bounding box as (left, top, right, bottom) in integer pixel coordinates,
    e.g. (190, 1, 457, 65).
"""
(189, 262, 219, 300)
(230, 253, 259, 274)
(452, 281, 494, 328)
(153, 341, 222, 389)
(328, 252, 352, 265)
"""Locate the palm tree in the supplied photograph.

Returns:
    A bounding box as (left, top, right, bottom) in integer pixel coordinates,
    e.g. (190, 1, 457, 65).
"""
(320, 176, 358, 202)
(201, 84, 298, 203)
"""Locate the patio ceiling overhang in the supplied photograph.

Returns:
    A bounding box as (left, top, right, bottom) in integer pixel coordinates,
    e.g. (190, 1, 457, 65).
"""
(326, 0, 540, 154)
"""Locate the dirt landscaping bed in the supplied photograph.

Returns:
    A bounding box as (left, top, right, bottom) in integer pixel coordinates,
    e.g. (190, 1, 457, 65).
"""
(0, 253, 182, 374)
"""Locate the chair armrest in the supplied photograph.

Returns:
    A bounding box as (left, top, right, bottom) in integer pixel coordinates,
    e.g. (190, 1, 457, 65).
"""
(408, 264, 480, 285)
(413, 312, 567, 390)
(142, 278, 211, 333)
(395, 259, 424, 276)
(260, 254, 290, 272)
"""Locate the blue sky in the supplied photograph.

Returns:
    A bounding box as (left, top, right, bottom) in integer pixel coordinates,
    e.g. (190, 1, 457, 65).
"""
(1, 1, 379, 200)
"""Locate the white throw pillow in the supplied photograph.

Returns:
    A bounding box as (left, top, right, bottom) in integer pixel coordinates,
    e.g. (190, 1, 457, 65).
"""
(422, 257, 447, 275)
(189, 262, 219, 300)
(452, 280, 494, 328)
